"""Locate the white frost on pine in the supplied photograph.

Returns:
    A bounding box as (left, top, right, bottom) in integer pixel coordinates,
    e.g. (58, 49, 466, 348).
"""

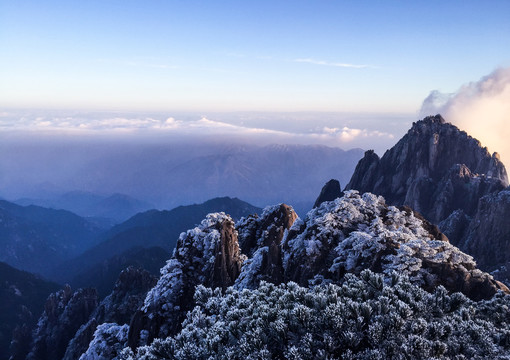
(282, 190, 478, 286)
(79, 323, 128, 360)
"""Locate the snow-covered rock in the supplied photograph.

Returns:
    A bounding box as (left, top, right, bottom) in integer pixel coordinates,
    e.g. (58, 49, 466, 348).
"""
(235, 203, 297, 289)
(129, 212, 244, 347)
(282, 191, 508, 300)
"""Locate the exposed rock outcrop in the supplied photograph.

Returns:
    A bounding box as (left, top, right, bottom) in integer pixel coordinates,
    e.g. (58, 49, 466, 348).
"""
(129, 213, 245, 347)
(313, 179, 343, 208)
(26, 286, 98, 360)
(461, 190, 510, 275)
(235, 204, 298, 288)
(346, 115, 508, 224)
(95, 266, 157, 325)
(346, 115, 510, 278)
(62, 266, 157, 360)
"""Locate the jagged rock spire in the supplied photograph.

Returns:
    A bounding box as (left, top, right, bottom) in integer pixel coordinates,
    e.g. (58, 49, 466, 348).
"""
(313, 179, 343, 208)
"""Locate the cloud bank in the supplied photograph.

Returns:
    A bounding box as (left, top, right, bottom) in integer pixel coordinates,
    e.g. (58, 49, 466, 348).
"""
(0, 111, 397, 152)
(420, 67, 510, 168)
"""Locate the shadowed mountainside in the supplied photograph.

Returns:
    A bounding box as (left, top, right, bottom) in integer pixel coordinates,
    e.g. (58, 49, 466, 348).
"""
(0, 200, 105, 277)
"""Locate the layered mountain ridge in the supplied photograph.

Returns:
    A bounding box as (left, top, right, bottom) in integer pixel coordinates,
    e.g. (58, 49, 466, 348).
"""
(0, 200, 105, 277)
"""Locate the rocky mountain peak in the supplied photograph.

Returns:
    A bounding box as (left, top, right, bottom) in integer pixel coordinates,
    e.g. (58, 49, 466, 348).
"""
(422, 113, 446, 125)
(313, 179, 343, 208)
(346, 115, 508, 224)
(345, 114, 510, 285)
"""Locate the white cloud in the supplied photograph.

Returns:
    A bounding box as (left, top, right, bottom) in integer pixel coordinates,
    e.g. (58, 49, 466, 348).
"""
(321, 126, 393, 142)
(0, 110, 398, 152)
(294, 58, 373, 69)
(323, 127, 340, 134)
(420, 67, 510, 168)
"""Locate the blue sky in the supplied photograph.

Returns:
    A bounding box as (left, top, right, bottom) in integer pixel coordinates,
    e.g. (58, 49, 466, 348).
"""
(2, 0, 510, 112)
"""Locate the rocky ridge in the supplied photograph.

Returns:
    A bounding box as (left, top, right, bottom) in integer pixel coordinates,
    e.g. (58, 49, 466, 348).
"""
(19, 188, 510, 359)
(117, 191, 507, 358)
(313, 178, 343, 208)
(25, 286, 98, 360)
(63, 266, 157, 360)
(346, 115, 510, 276)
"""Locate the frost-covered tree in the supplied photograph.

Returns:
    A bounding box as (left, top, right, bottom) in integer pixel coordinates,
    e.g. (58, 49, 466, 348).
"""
(100, 192, 510, 358)
(120, 270, 510, 360)
(80, 323, 128, 360)
(282, 191, 505, 300)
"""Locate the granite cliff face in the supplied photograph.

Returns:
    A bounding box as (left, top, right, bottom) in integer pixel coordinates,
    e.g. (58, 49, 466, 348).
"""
(346, 115, 508, 224)
(62, 266, 157, 360)
(25, 286, 98, 360)
(446, 189, 510, 276)
(129, 213, 245, 347)
(313, 179, 343, 208)
(346, 115, 510, 279)
(234, 204, 298, 288)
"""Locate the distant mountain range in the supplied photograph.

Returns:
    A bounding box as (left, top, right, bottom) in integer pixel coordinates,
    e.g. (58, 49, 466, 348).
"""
(15, 191, 154, 224)
(0, 142, 364, 216)
(0, 200, 105, 277)
(51, 197, 262, 292)
(135, 144, 363, 214)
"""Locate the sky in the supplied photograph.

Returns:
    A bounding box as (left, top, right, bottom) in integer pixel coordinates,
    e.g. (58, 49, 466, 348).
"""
(1, 1, 510, 159)
(2, 1, 509, 112)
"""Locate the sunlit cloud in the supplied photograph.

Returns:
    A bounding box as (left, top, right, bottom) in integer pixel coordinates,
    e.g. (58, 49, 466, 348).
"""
(321, 126, 393, 142)
(0, 111, 396, 150)
(294, 58, 373, 69)
(420, 67, 510, 168)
